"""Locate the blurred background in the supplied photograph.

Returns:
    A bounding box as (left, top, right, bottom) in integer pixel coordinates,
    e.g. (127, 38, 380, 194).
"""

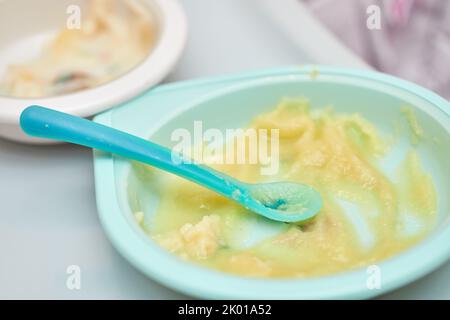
(303, 0, 450, 99)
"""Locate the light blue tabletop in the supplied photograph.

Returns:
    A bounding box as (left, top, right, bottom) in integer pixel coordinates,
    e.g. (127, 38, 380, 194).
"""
(0, 0, 448, 299)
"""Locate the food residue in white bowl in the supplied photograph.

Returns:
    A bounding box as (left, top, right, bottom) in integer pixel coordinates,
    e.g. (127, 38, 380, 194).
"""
(0, 0, 155, 98)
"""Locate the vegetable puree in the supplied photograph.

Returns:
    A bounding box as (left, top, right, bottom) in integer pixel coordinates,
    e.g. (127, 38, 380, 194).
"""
(0, 0, 154, 98)
(131, 99, 437, 278)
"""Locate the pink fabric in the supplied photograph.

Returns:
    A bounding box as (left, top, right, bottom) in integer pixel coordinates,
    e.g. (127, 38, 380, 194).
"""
(303, 0, 450, 100)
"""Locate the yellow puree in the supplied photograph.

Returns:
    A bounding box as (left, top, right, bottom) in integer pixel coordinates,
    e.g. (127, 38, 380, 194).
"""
(133, 99, 437, 278)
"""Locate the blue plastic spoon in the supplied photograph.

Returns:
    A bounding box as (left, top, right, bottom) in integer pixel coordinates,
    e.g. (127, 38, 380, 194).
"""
(20, 106, 322, 223)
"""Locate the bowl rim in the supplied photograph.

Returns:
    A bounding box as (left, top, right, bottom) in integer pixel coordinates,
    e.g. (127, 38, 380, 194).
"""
(94, 66, 450, 299)
(0, 0, 187, 123)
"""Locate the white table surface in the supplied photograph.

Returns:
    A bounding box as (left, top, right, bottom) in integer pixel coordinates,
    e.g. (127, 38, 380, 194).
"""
(1, 0, 448, 299)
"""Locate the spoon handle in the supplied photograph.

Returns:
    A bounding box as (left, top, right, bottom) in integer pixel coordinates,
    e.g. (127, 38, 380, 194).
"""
(20, 106, 244, 198)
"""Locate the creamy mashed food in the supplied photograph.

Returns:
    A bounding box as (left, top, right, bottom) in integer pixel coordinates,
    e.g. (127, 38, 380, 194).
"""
(0, 0, 154, 98)
(131, 99, 437, 278)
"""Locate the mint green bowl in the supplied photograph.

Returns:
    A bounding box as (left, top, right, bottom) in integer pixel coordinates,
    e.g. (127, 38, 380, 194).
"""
(93, 66, 450, 299)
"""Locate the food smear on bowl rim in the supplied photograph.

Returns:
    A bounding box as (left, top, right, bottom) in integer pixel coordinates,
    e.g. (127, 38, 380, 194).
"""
(0, 0, 155, 98)
(130, 98, 437, 278)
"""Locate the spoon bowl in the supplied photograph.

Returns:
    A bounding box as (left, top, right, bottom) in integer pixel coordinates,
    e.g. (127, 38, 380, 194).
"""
(241, 182, 323, 223)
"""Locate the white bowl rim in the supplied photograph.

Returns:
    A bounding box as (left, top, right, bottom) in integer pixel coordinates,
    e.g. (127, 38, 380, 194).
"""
(0, 0, 187, 123)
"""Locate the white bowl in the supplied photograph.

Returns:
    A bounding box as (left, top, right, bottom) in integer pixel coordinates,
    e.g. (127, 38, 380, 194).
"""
(0, 0, 187, 143)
